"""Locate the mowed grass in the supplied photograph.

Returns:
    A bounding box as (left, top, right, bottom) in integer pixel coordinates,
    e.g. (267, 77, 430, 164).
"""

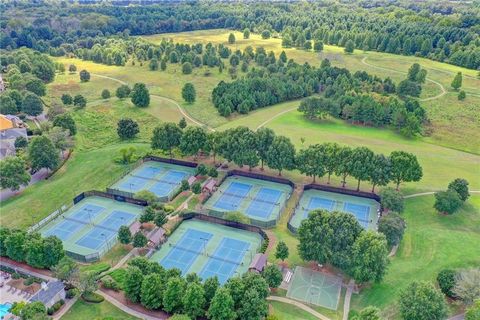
(145, 29, 480, 153)
(269, 301, 319, 320)
(61, 299, 138, 320)
(351, 194, 480, 319)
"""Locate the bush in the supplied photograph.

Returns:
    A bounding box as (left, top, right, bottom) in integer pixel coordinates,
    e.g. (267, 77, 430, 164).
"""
(102, 277, 120, 291)
(101, 89, 111, 99)
(180, 179, 190, 191)
(434, 190, 463, 214)
(12, 273, 22, 279)
(164, 205, 175, 213)
(448, 178, 470, 202)
(224, 211, 250, 224)
(191, 182, 201, 194)
(437, 269, 457, 298)
(208, 167, 218, 177)
(196, 164, 208, 176)
(458, 91, 466, 100)
(379, 187, 404, 213)
(378, 213, 406, 247)
(66, 288, 78, 299)
(23, 277, 35, 286)
(82, 291, 105, 303)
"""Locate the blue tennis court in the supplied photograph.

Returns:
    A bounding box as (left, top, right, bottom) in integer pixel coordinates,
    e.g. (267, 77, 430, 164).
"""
(118, 176, 149, 192)
(97, 211, 136, 231)
(344, 202, 371, 228)
(133, 166, 164, 179)
(70, 204, 105, 221)
(214, 181, 252, 211)
(160, 229, 213, 275)
(303, 197, 335, 218)
(149, 170, 188, 197)
(75, 226, 117, 250)
(45, 219, 84, 241)
(200, 237, 250, 284)
(246, 188, 282, 219)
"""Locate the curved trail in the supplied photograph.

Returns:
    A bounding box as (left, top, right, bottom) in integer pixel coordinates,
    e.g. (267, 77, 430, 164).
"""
(267, 296, 331, 320)
(404, 190, 480, 199)
(361, 57, 447, 102)
(256, 106, 298, 130)
(90, 73, 214, 131)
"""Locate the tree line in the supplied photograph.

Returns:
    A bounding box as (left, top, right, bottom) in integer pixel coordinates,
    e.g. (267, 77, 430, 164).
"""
(149, 122, 423, 191)
(1, 1, 478, 69)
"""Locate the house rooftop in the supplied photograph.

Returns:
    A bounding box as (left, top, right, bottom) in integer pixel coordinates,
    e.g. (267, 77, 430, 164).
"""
(29, 281, 65, 305)
(249, 253, 267, 273)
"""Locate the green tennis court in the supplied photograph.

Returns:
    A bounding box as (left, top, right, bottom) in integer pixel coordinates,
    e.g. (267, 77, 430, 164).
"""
(109, 161, 196, 201)
(39, 196, 143, 262)
(149, 219, 263, 284)
(289, 189, 380, 232)
(286, 266, 343, 310)
(203, 175, 292, 227)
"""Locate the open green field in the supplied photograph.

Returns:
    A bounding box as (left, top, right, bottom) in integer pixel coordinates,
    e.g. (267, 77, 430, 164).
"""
(61, 299, 138, 320)
(352, 194, 480, 319)
(269, 301, 318, 320)
(144, 29, 480, 154)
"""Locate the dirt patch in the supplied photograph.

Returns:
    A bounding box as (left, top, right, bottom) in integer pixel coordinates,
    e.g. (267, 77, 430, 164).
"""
(50, 80, 81, 93)
(7, 278, 40, 294)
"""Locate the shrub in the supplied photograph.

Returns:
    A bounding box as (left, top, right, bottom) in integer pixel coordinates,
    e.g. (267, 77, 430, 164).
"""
(208, 167, 218, 177)
(101, 89, 111, 99)
(81, 291, 104, 303)
(102, 277, 120, 291)
(378, 213, 406, 247)
(12, 273, 21, 279)
(196, 164, 208, 176)
(448, 178, 470, 202)
(437, 269, 457, 298)
(434, 190, 463, 214)
(379, 187, 404, 213)
(66, 288, 78, 299)
(191, 182, 201, 194)
(164, 205, 175, 213)
(180, 179, 190, 191)
(23, 277, 35, 286)
(224, 211, 250, 224)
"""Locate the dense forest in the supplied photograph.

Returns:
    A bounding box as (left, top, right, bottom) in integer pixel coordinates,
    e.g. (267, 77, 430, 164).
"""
(1, 1, 479, 69)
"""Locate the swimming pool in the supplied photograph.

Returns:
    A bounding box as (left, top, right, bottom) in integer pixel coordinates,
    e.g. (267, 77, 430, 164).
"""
(0, 303, 12, 319)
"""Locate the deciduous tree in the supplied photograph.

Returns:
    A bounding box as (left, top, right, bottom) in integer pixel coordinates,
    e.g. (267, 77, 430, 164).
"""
(117, 118, 139, 140)
(182, 282, 205, 319)
(151, 123, 183, 157)
(0, 156, 30, 191)
(275, 241, 289, 262)
(389, 151, 422, 189)
(266, 136, 296, 175)
(399, 281, 447, 320)
(208, 287, 235, 320)
(349, 231, 389, 283)
(141, 273, 163, 309)
(29, 136, 60, 172)
(131, 83, 150, 107)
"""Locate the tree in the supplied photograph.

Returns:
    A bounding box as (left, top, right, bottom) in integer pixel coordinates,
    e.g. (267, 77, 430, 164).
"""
(224, 211, 250, 224)
(25, 78, 46, 96)
(349, 231, 389, 283)
(266, 136, 296, 175)
(154, 210, 168, 228)
(73, 94, 86, 108)
(262, 265, 282, 289)
(14, 136, 28, 149)
(397, 79, 422, 97)
(191, 182, 201, 194)
(314, 41, 324, 52)
(352, 306, 381, 320)
(79, 69, 90, 82)
(68, 64, 77, 73)
(118, 225, 132, 245)
(48, 127, 74, 156)
(25, 236, 45, 268)
(116, 85, 131, 99)
(5, 230, 27, 261)
(179, 126, 207, 158)
(255, 127, 275, 170)
(141, 273, 163, 309)
(42, 235, 64, 268)
(350, 147, 374, 191)
(208, 287, 236, 320)
(53, 113, 76, 135)
(78, 271, 98, 295)
(389, 151, 422, 189)
(275, 241, 289, 262)
(437, 269, 457, 298)
(368, 154, 391, 192)
(434, 190, 463, 214)
(140, 206, 155, 223)
(51, 256, 79, 284)
(178, 117, 187, 129)
(237, 289, 268, 320)
(296, 144, 325, 183)
(344, 40, 355, 53)
(379, 187, 404, 213)
(458, 90, 466, 100)
(149, 59, 159, 71)
(132, 231, 147, 248)
(298, 210, 362, 270)
(378, 213, 406, 247)
(101, 89, 111, 99)
(182, 62, 193, 74)
(163, 277, 186, 314)
(60, 94, 72, 105)
(151, 123, 183, 157)
(29, 136, 60, 172)
(131, 83, 150, 107)
(228, 33, 236, 44)
(453, 268, 480, 305)
(243, 28, 250, 39)
(203, 276, 219, 305)
(0, 156, 30, 191)
(160, 59, 167, 71)
(335, 146, 353, 188)
(451, 72, 462, 90)
(20, 301, 47, 320)
(182, 83, 196, 103)
(117, 118, 139, 140)
(261, 30, 271, 39)
(0, 95, 18, 114)
(448, 178, 469, 202)
(399, 281, 448, 320)
(407, 63, 421, 81)
(465, 300, 480, 320)
(124, 266, 144, 303)
(22, 93, 43, 116)
(182, 282, 205, 319)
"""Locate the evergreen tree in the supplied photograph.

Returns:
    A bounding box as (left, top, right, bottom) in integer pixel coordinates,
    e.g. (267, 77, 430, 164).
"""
(130, 83, 150, 107)
(344, 40, 355, 53)
(275, 241, 289, 262)
(451, 72, 462, 90)
(182, 83, 196, 103)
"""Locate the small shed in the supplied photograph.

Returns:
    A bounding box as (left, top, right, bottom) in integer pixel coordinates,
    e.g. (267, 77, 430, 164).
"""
(129, 221, 141, 235)
(248, 253, 267, 273)
(202, 179, 217, 194)
(29, 281, 65, 308)
(148, 227, 166, 248)
(187, 176, 197, 186)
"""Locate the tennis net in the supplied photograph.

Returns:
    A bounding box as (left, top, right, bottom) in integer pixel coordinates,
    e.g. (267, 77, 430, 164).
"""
(130, 174, 180, 186)
(221, 191, 278, 206)
(207, 253, 243, 266)
(170, 243, 204, 256)
(64, 216, 117, 233)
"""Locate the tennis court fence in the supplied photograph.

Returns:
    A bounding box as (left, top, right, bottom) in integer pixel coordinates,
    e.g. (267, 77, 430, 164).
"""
(28, 202, 72, 234)
(304, 184, 381, 202)
(143, 155, 198, 169)
(226, 170, 295, 188)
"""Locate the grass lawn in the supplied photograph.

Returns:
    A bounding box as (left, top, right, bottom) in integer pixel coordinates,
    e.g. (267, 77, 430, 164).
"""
(351, 194, 480, 318)
(269, 301, 318, 320)
(61, 298, 138, 320)
(144, 29, 480, 153)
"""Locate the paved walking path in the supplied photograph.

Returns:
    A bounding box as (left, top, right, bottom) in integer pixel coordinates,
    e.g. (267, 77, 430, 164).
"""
(97, 290, 166, 320)
(0, 259, 55, 282)
(342, 280, 355, 320)
(448, 313, 465, 320)
(404, 190, 480, 199)
(267, 296, 331, 320)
